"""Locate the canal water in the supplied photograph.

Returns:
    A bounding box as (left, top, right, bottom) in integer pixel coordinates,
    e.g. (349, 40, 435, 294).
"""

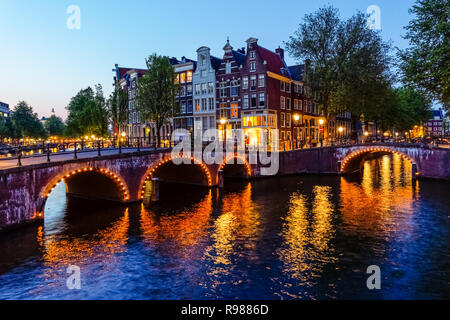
(0, 154, 448, 299)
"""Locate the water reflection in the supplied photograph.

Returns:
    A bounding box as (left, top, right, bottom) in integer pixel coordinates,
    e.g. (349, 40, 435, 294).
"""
(0, 154, 448, 300)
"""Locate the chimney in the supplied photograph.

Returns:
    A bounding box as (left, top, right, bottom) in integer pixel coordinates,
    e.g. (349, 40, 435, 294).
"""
(275, 47, 284, 59)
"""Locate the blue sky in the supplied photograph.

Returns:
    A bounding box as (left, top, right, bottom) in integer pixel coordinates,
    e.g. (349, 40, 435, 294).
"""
(0, 0, 417, 119)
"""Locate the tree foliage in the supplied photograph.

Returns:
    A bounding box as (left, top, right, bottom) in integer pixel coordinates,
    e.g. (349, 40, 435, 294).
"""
(285, 6, 394, 119)
(45, 115, 66, 136)
(11, 101, 47, 139)
(399, 0, 450, 110)
(65, 85, 109, 137)
(0, 117, 16, 141)
(136, 54, 180, 146)
(108, 86, 129, 135)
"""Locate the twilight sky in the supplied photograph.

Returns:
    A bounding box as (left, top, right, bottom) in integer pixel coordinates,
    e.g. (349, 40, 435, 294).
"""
(0, 0, 417, 119)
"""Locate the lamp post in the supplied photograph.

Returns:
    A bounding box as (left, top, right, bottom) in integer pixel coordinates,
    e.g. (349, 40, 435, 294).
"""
(293, 114, 300, 149)
(318, 118, 325, 147)
(119, 131, 126, 154)
(338, 126, 344, 145)
(220, 118, 227, 145)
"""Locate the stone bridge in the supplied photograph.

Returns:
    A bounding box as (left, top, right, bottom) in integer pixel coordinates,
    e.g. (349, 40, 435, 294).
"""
(0, 144, 448, 231)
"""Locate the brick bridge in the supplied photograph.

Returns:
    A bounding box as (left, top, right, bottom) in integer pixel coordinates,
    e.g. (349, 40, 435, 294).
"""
(0, 144, 448, 231)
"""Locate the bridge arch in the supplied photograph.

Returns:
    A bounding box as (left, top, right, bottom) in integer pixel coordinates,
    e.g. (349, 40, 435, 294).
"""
(37, 166, 131, 215)
(139, 156, 213, 200)
(218, 155, 252, 181)
(340, 146, 417, 174)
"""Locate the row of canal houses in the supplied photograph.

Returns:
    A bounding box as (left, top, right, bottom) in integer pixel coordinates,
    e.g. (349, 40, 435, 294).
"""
(113, 37, 352, 150)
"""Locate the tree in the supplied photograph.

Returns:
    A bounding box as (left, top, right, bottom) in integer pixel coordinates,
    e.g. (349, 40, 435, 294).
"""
(0, 117, 16, 142)
(45, 115, 66, 136)
(399, 0, 450, 110)
(65, 85, 109, 137)
(108, 86, 129, 136)
(285, 6, 394, 120)
(136, 54, 180, 147)
(375, 87, 432, 133)
(11, 101, 47, 139)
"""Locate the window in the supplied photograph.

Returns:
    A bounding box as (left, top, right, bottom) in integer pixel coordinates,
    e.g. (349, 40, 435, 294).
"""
(181, 102, 186, 113)
(201, 83, 207, 94)
(187, 71, 193, 82)
(180, 73, 186, 83)
(286, 114, 291, 128)
(258, 74, 265, 87)
(286, 98, 291, 110)
(286, 82, 291, 93)
(195, 99, 201, 111)
(299, 85, 303, 94)
(174, 74, 179, 84)
(208, 82, 214, 94)
(280, 81, 285, 91)
(294, 99, 298, 110)
(231, 80, 239, 96)
(180, 86, 186, 96)
(242, 77, 249, 89)
(299, 100, 303, 111)
(243, 95, 249, 109)
(226, 62, 232, 74)
(250, 75, 257, 91)
(209, 116, 215, 129)
(250, 62, 256, 71)
(280, 112, 285, 127)
(208, 98, 214, 111)
(250, 51, 255, 59)
(259, 93, 265, 108)
(251, 94, 257, 108)
(281, 96, 285, 109)
(195, 84, 201, 95)
(220, 82, 227, 97)
(187, 84, 192, 95)
(293, 84, 298, 93)
(201, 98, 207, 111)
(231, 103, 238, 118)
(187, 101, 193, 113)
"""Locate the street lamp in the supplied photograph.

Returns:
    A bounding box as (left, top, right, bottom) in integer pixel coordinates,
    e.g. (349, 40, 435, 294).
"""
(220, 118, 227, 142)
(338, 126, 344, 145)
(318, 118, 325, 147)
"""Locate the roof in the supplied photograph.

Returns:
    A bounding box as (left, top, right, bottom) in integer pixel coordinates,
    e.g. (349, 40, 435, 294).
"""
(433, 109, 444, 119)
(210, 55, 222, 70)
(257, 46, 291, 77)
(288, 64, 306, 82)
(232, 50, 246, 66)
(117, 67, 147, 80)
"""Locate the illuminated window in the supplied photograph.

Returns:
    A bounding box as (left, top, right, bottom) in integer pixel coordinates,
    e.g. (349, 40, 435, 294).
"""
(187, 71, 193, 82)
(195, 99, 201, 111)
(280, 112, 285, 127)
(231, 103, 238, 118)
(180, 73, 186, 83)
(281, 96, 285, 109)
